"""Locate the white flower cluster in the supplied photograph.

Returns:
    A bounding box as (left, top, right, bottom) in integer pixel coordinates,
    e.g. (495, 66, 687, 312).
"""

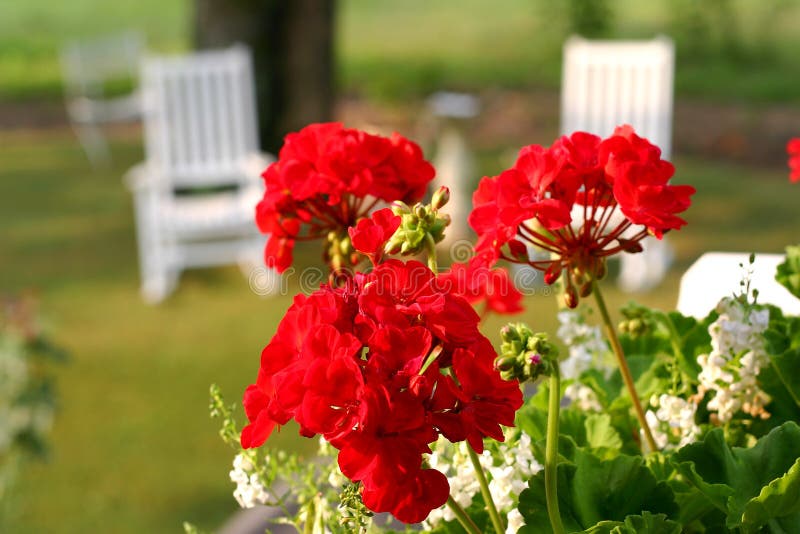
(645, 393, 701, 450)
(563, 383, 603, 412)
(229, 452, 271, 508)
(556, 309, 611, 380)
(697, 297, 771, 423)
(425, 431, 542, 533)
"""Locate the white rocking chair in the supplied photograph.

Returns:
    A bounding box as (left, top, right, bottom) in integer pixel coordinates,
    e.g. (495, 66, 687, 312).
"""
(60, 31, 144, 168)
(125, 45, 278, 303)
(561, 35, 676, 292)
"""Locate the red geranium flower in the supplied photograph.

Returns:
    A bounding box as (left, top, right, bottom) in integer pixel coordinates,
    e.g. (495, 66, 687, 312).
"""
(438, 252, 524, 316)
(347, 207, 401, 262)
(787, 138, 800, 183)
(469, 125, 695, 306)
(256, 123, 435, 272)
(240, 259, 522, 523)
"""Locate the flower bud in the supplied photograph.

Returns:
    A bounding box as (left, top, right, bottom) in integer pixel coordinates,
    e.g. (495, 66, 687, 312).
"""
(618, 302, 655, 337)
(593, 259, 607, 280)
(579, 280, 593, 298)
(544, 263, 563, 285)
(392, 201, 411, 215)
(507, 239, 529, 261)
(564, 285, 578, 309)
(618, 238, 644, 254)
(497, 323, 558, 383)
(431, 186, 450, 210)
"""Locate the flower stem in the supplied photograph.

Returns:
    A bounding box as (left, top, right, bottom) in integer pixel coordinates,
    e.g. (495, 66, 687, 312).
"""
(467, 446, 505, 534)
(592, 280, 659, 452)
(426, 233, 439, 274)
(446, 495, 482, 534)
(545, 366, 566, 534)
(302, 499, 314, 534)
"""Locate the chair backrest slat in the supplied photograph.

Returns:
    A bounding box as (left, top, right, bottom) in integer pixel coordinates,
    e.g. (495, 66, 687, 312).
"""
(141, 45, 260, 187)
(561, 36, 674, 159)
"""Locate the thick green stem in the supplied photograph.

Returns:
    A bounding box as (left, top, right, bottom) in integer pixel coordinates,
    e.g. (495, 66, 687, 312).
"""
(446, 496, 482, 534)
(425, 233, 439, 273)
(302, 499, 314, 534)
(467, 446, 505, 534)
(592, 281, 659, 453)
(545, 367, 566, 534)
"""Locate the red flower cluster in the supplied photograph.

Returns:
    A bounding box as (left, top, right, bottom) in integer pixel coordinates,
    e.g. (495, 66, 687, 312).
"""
(256, 123, 435, 272)
(240, 260, 522, 523)
(347, 207, 401, 262)
(438, 253, 524, 316)
(788, 138, 800, 183)
(469, 126, 695, 305)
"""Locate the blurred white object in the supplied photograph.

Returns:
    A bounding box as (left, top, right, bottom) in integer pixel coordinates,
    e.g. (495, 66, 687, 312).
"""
(427, 92, 480, 246)
(125, 45, 278, 303)
(561, 35, 675, 292)
(60, 31, 144, 167)
(677, 252, 800, 318)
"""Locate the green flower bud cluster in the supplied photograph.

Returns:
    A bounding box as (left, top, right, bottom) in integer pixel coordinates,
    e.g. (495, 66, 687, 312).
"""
(496, 323, 559, 383)
(385, 186, 451, 256)
(324, 231, 357, 272)
(617, 302, 656, 337)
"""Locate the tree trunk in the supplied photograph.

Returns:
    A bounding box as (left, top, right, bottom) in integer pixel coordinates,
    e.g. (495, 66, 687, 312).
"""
(194, 0, 336, 152)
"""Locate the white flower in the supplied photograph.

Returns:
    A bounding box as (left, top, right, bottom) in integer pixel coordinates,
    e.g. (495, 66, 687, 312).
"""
(556, 309, 612, 379)
(506, 508, 525, 534)
(229, 453, 271, 508)
(564, 383, 603, 412)
(424, 432, 542, 530)
(645, 394, 700, 450)
(696, 297, 771, 423)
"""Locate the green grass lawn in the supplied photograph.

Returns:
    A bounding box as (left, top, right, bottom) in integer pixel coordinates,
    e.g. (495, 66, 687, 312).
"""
(4, 0, 800, 103)
(1, 125, 797, 532)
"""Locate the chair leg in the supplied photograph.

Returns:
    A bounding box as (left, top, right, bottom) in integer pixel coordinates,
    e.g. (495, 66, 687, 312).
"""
(72, 122, 111, 169)
(133, 192, 178, 303)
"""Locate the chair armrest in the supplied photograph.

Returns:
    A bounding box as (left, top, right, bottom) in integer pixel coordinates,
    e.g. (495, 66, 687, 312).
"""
(123, 163, 158, 192)
(241, 152, 276, 183)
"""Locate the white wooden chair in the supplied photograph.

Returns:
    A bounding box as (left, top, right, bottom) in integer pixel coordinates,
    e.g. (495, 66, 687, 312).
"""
(561, 35, 676, 292)
(126, 45, 278, 303)
(677, 253, 800, 318)
(60, 31, 144, 168)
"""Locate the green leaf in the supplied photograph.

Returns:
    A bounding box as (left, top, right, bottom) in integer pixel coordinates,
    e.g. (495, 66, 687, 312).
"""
(674, 421, 800, 530)
(584, 413, 622, 450)
(775, 245, 800, 300)
(763, 316, 800, 411)
(578, 512, 682, 534)
(741, 457, 800, 533)
(518, 448, 677, 533)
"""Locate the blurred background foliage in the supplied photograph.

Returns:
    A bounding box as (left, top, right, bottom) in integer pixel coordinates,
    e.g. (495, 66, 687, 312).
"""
(2, 0, 800, 102)
(1, 0, 799, 532)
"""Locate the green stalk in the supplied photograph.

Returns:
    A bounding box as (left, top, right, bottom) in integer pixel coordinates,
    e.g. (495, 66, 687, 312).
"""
(425, 233, 439, 273)
(467, 446, 505, 534)
(446, 496, 482, 534)
(592, 280, 659, 452)
(545, 366, 566, 534)
(302, 499, 314, 534)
